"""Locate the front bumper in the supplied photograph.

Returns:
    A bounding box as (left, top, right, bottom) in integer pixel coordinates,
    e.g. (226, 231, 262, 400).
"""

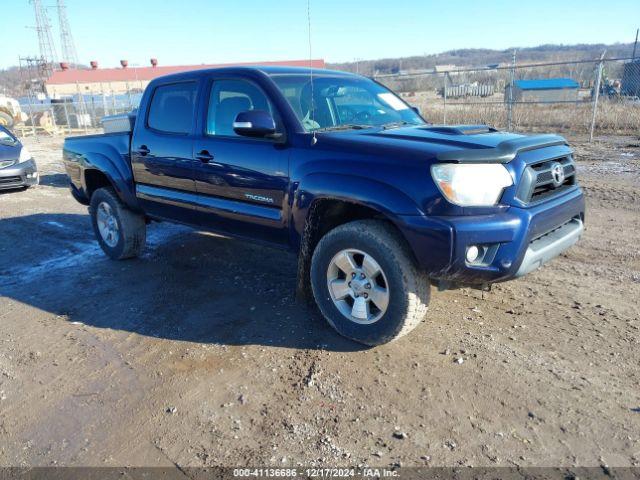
(0, 159, 38, 190)
(514, 217, 583, 277)
(397, 187, 585, 286)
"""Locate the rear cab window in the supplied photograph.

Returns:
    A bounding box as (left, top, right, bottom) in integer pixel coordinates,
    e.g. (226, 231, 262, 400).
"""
(147, 82, 198, 134)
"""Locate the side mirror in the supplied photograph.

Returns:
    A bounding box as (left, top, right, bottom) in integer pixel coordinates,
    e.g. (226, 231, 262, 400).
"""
(233, 110, 277, 138)
(411, 106, 421, 116)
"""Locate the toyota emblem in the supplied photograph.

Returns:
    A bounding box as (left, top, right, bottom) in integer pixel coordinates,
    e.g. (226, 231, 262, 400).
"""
(550, 162, 565, 188)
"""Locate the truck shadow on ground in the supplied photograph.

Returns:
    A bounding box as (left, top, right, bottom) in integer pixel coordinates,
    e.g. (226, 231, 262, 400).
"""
(38, 173, 69, 188)
(0, 174, 65, 194)
(0, 213, 365, 352)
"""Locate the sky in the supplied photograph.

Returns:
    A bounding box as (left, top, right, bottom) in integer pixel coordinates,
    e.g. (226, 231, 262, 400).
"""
(2, 0, 639, 69)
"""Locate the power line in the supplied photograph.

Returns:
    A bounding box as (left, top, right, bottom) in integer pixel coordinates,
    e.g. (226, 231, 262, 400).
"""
(57, 0, 79, 65)
(31, 0, 58, 70)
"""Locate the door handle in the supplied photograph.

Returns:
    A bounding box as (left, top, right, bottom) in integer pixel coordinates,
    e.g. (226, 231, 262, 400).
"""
(136, 145, 150, 156)
(196, 150, 214, 163)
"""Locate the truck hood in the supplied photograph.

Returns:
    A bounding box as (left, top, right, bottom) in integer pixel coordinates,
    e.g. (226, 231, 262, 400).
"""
(317, 125, 564, 163)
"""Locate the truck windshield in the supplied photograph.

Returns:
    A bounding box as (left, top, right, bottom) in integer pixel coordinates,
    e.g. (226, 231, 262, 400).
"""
(270, 74, 425, 132)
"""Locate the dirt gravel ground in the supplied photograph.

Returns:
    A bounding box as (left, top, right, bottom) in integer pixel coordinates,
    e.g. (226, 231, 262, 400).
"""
(0, 133, 638, 469)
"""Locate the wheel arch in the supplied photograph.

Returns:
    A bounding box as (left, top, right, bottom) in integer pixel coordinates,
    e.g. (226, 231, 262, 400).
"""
(84, 168, 114, 200)
(79, 152, 139, 210)
(294, 175, 423, 302)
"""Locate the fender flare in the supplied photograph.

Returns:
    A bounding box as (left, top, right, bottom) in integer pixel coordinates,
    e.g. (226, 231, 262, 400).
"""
(292, 172, 423, 238)
(80, 151, 139, 210)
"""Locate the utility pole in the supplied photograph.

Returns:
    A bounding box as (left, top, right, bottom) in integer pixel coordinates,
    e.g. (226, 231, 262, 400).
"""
(506, 49, 516, 131)
(57, 0, 79, 66)
(633, 28, 639, 60)
(443, 72, 449, 124)
(589, 50, 606, 143)
(18, 57, 38, 138)
(31, 0, 58, 70)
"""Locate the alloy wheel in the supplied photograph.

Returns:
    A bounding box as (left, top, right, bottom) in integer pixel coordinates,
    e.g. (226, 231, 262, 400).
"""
(326, 248, 390, 324)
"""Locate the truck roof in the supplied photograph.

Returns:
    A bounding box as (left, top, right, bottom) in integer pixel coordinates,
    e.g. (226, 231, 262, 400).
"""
(147, 65, 358, 84)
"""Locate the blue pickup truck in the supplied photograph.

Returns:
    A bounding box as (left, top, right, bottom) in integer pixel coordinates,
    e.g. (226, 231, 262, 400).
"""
(63, 66, 584, 345)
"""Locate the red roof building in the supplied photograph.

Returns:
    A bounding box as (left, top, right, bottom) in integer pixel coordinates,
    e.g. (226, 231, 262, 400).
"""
(45, 58, 326, 97)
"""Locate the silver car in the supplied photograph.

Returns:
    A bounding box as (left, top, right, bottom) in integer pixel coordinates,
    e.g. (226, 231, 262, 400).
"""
(0, 126, 38, 190)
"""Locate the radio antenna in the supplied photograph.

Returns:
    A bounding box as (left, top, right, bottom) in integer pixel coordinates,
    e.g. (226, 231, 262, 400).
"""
(307, 0, 317, 145)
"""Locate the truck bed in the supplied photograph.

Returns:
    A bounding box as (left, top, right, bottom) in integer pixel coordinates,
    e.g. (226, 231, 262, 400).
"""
(63, 131, 135, 205)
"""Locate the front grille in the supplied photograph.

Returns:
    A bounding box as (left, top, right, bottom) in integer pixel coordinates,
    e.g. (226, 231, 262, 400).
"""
(0, 176, 22, 185)
(515, 156, 577, 205)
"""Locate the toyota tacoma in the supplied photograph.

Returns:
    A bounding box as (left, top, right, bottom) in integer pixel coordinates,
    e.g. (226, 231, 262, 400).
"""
(63, 66, 584, 345)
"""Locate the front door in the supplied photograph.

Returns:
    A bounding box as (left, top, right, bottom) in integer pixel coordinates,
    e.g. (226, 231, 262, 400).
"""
(131, 80, 199, 223)
(192, 77, 290, 245)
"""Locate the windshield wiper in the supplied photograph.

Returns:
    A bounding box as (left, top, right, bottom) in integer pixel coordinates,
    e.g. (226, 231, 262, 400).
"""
(381, 121, 413, 130)
(315, 124, 372, 132)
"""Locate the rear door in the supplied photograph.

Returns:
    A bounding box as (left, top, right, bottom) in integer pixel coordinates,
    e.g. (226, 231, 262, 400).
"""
(192, 77, 290, 245)
(131, 80, 199, 222)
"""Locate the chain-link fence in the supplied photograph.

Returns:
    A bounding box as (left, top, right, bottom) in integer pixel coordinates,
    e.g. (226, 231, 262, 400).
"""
(376, 56, 640, 140)
(10, 57, 640, 141)
(13, 91, 142, 138)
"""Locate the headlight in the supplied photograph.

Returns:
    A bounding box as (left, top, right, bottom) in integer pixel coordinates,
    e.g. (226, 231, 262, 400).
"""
(431, 163, 513, 206)
(18, 146, 32, 163)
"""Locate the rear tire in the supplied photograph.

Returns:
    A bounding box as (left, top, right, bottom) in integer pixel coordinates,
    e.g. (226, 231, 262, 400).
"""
(310, 220, 430, 346)
(90, 187, 146, 259)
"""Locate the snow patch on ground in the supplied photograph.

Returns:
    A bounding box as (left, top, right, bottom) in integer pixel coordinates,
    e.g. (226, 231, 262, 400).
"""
(580, 161, 640, 175)
(0, 224, 192, 287)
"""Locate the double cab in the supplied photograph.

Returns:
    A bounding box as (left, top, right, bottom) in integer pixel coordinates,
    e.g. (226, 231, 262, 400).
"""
(63, 66, 584, 345)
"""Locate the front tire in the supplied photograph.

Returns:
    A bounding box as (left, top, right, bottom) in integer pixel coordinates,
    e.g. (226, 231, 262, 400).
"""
(90, 187, 146, 259)
(310, 220, 430, 346)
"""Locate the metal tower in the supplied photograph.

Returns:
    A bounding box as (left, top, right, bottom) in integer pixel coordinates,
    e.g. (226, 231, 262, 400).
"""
(56, 0, 79, 65)
(31, 0, 58, 68)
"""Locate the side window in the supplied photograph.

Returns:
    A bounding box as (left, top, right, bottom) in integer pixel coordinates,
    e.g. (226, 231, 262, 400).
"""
(206, 79, 277, 137)
(147, 82, 197, 134)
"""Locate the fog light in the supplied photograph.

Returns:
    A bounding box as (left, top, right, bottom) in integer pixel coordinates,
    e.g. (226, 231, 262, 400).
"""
(466, 245, 480, 263)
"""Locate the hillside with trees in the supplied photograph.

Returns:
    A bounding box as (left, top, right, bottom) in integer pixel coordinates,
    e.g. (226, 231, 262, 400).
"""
(327, 43, 637, 76)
